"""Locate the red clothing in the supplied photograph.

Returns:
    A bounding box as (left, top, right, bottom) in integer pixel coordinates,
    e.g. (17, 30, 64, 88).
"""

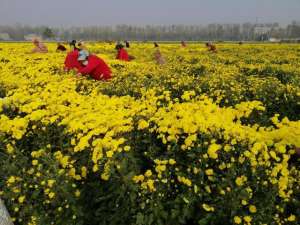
(208, 45, 217, 53)
(210, 45, 216, 51)
(57, 45, 67, 51)
(116, 48, 129, 61)
(64, 50, 83, 71)
(79, 55, 112, 80)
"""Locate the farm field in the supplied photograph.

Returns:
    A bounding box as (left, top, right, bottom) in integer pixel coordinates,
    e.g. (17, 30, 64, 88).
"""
(0, 42, 300, 225)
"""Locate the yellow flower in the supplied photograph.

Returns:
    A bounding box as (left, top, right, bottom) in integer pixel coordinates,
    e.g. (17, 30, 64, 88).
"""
(242, 200, 248, 205)
(205, 186, 211, 193)
(106, 150, 114, 158)
(2, 43, 300, 223)
(234, 216, 242, 224)
(244, 216, 252, 223)
(7, 176, 16, 184)
(75, 190, 81, 197)
(81, 166, 87, 178)
(177, 176, 192, 186)
(32, 160, 39, 166)
(132, 175, 144, 183)
(235, 176, 247, 186)
(207, 143, 221, 159)
(287, 215, 296, 222)
(6, 144, 14, 154)
(92, 164, 99, 172)
(146, 179, 156, 192)
(101, 173, 109, 181)
(18, 196, 26, 204)
(184, 134, 197, 147)
(224, 145, 231, 152)
(249, 205, 257, 213)
(124, 146, 131, 151)
(155, 164, 166, 173)
(138, 119, 149, 130)
(202, 203, 214, 212)
(168, 159, 176, 165)
(145, 170, 152, 177)
(48, 192, 55, 199)
(205, 169, 214, 176)
(47, 179, 55, 188)
(60, 156, 70, 168)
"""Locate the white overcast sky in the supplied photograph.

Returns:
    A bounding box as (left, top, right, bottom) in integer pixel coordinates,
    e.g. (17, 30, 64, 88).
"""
(0, 0, 300, 26)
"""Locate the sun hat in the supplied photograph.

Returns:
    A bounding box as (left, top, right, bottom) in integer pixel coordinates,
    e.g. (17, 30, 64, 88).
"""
(77, 50, 89, 61)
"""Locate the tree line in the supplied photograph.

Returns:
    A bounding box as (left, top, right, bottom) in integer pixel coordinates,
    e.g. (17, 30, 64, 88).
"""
(0, 22, 300, 41)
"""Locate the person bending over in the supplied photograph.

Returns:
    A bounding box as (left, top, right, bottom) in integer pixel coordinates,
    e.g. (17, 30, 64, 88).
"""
(77, 50, 112, 81)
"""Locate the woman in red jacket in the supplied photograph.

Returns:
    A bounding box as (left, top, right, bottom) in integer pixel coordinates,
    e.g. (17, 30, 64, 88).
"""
(115, 43, 130, 61)
(77, 50, 112, 81)
(64, 40, 83, 71)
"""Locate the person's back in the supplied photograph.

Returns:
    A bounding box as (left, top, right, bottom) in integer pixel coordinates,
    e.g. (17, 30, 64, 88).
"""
(32, 39, 48, 53)
(79, 54, 111, 80)
(154, 47, 166, 65)
(57, 43, 67, 52)
(37, 42, 48, 53)
(116, 48, 129, 61)
(206, 42, 217, 53)
(210, 44, 217, 52)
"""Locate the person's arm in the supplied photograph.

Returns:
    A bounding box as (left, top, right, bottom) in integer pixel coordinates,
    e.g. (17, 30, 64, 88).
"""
(64, 55, 71, 71)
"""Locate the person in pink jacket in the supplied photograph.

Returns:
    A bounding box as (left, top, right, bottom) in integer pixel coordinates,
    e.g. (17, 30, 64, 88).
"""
(31, 38, 48, 53)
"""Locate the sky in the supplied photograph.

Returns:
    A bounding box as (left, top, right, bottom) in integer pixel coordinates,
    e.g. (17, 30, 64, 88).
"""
(0, 0, 300, 27)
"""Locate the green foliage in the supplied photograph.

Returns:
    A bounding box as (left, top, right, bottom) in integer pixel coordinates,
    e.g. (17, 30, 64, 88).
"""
(42, 27, 55, 40)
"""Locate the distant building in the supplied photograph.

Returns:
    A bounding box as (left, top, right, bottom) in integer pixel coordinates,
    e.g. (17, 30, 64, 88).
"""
(254, 23, 279, 35)
(253, 24, 280, 41)
(269, 38, 281, 43)
(0, 33, 11, 41)
(254, 26, 272, 35)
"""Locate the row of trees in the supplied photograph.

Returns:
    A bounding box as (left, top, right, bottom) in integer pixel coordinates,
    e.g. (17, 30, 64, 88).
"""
(0, 22, 300, 41)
